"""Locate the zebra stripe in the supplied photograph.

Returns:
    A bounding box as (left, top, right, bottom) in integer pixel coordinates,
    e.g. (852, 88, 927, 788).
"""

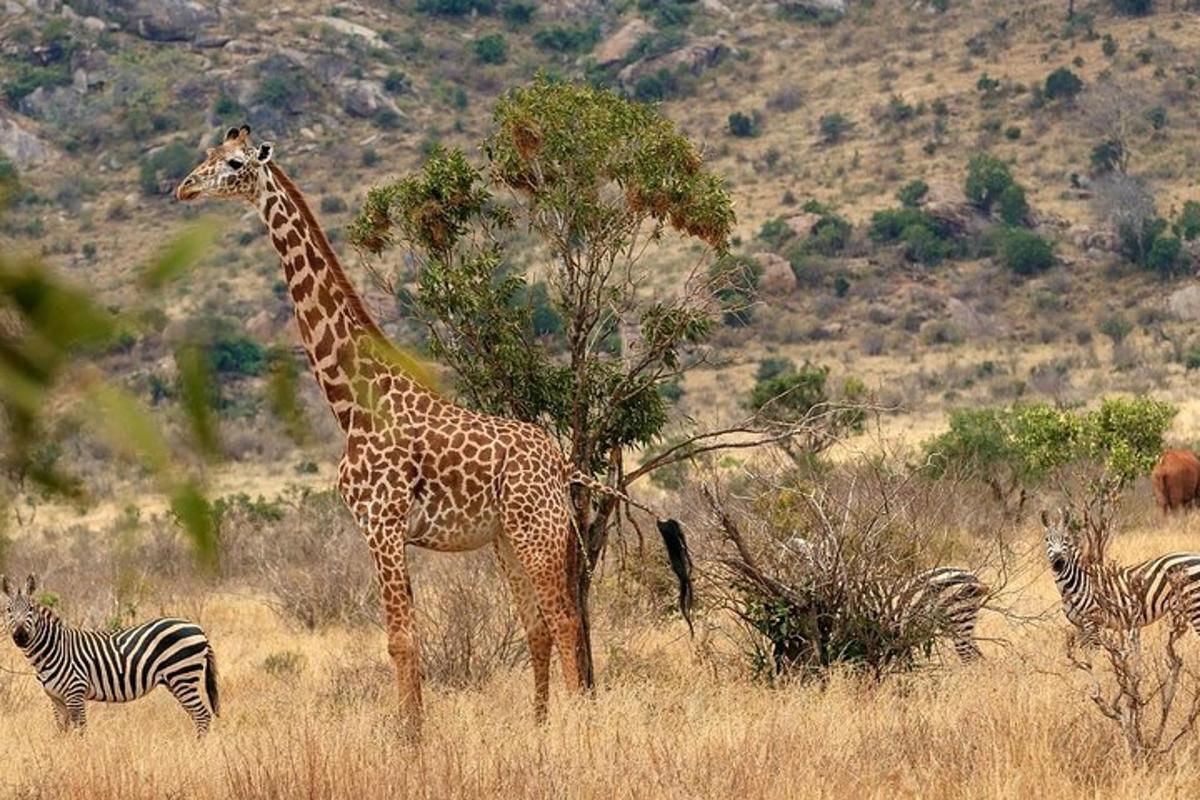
(783, 539, 988, 662)
(7, 595, 219, 735)
(1044, 515, 1200, 641)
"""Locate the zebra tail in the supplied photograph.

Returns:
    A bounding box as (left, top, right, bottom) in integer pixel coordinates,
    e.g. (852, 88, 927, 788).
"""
(657, 518, 695, 637)
(205, 646, 221, 717)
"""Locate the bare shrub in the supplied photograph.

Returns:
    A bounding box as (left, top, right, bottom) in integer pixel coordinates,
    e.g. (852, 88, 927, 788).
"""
(700, 455, 1006, 681)
(219, 490, 380, 630)
(412, 550, 527, 689)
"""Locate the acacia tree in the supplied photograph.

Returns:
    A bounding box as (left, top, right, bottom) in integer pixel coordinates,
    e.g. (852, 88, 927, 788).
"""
(351, 77, 817, 676)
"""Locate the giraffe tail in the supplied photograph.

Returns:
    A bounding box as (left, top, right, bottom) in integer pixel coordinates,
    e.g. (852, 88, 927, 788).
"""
(568, 470, 695, 635)
(656, 518, 695, 636)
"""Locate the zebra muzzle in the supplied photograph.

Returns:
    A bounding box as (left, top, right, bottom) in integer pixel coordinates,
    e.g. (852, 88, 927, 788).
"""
(11, 626, 29, 648)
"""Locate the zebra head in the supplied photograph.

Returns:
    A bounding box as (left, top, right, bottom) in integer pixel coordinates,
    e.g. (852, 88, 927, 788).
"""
(0, 574, 39, 649)
(1040, 509, 1079, 576)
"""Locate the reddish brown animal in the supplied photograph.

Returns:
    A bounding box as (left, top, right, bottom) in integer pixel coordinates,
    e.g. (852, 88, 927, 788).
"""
(1152, 449, 1200, 513)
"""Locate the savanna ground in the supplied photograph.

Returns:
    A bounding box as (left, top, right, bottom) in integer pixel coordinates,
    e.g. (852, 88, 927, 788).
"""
(2, 483, 1200, 799)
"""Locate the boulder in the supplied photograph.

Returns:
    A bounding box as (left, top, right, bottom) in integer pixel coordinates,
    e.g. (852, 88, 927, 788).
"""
(779, 0, 846, 15)
(335, 79, 399, 119)
(313, 15, 382, 47)
(753, 252, 795, 295)
(1070, 224, 1119, 253)
(618, 34, 731, 84)
(593, 18, 653, 67)
(1168, 285, 1200, 322)
(71, 0, 218, 42)
(783, 212, 820, 238)
(920, 181, 975, 234)
(0, 113, 55, 169)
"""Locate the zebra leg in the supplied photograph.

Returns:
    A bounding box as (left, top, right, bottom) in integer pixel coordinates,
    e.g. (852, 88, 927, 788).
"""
(166, 673, 212, 736)
(951, 622, 982, 663)
(64, 692, 86, 733)
(47, 694, 69, 733)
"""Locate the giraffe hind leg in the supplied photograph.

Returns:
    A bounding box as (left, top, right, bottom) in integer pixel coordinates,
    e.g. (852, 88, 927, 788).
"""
(505, 519, 585, 698)
(494, 538, 553, 723)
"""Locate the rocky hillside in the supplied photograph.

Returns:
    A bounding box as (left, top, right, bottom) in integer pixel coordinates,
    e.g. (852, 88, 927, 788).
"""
(5, 0, 1200, 477)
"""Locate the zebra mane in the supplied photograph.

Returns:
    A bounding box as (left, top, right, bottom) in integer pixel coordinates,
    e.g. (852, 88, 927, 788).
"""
(33, 600, 63, 627)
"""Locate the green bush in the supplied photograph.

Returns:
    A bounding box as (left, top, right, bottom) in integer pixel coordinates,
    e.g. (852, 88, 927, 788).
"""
(728, 111, 761, 138)
(532, 23, 600, 54)
(383, 70, 409, 94)
(997, 183, 1029, 226)
(632, 69, 681, 102)
(206, 335, 266, 377)
(996, 227, 1054, 275)
(416, 0, 495, 15)
(1098, 313, 1132, 344)
(924, 397, 1176, 510)
(0, 157, 19, 206)
(711, 254, 763, 327)
(138, 142, 196, 196)
(1109, 0, 1153, 14)
(903, 223, 954, 267)
(964, 153, 1013, 211)
(473, 33, 508, 64)
(501, 1, 536, 25)
(1174, 200, 1200, 241)
(1043, 67, 1084, 102)
(897, 180, 929, 208)
(1090, 139, 1124, 174)
(819, 113, 852, 143)
(869, 207, 928, 242)
(1146, 234, 1184, 277)
(638, 0, 694, 27)
(807, 213, 853, 256)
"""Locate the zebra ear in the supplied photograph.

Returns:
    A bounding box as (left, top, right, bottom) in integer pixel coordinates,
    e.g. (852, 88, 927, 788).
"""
(0, 575, 9, 597)
(24, 574, 37, 595)
(1039, 509, 1050, 528)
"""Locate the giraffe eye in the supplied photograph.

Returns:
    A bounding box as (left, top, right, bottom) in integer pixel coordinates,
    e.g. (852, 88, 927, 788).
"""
(226, 159, 244, 170)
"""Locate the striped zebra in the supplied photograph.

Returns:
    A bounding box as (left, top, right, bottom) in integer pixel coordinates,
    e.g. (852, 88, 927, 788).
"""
(2, 574, 219, 735)
(782, 537, 988, 662)
(1041, 509, 1200, 643)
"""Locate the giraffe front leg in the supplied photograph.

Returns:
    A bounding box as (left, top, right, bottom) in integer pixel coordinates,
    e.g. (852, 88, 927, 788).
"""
(368, 534, 423, 738)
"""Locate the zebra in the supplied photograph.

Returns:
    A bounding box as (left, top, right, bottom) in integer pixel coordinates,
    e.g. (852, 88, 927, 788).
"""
(878, 567, 988, 663)
(779, 537, 988, 662)
(1041, 508, 1200, 643)
(1, 574, 220, 735)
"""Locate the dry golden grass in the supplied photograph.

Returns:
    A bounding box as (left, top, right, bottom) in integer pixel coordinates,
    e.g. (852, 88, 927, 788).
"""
(4, 511, 1200, 798)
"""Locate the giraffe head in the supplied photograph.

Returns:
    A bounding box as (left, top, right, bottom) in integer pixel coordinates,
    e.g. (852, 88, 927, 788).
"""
(175, 124, 274, 204)
(0, 574, 39, 648)
(1040, 508, 1079, 575)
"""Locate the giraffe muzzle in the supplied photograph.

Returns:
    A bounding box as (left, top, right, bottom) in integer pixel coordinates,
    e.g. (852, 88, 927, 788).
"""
(175, 178, 200, 202)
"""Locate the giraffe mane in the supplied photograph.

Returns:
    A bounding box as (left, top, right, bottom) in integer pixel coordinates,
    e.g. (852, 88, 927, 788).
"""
(266, 161, 385, 341)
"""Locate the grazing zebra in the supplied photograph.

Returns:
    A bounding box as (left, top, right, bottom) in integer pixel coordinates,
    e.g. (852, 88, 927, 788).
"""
(1041, 509, 1200, 642)
(880, 567, 989, 663)
(780, 537, 988, 662)
(1, 574, 220, 735)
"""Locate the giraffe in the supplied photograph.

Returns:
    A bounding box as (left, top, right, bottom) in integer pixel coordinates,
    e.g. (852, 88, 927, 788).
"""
(174, 126, 693, 729)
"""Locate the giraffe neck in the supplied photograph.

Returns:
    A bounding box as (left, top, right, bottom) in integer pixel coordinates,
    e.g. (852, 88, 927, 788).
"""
(255, 162, 421, 432)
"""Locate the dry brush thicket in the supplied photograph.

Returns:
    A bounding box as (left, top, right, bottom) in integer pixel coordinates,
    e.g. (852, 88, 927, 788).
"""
(4, 462, 1200, 797)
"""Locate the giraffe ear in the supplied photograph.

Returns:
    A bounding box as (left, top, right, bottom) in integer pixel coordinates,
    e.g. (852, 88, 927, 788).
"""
(25, 574, 37, 595)
(257, 141, 274, 164)
(225, 126, 241, 141)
